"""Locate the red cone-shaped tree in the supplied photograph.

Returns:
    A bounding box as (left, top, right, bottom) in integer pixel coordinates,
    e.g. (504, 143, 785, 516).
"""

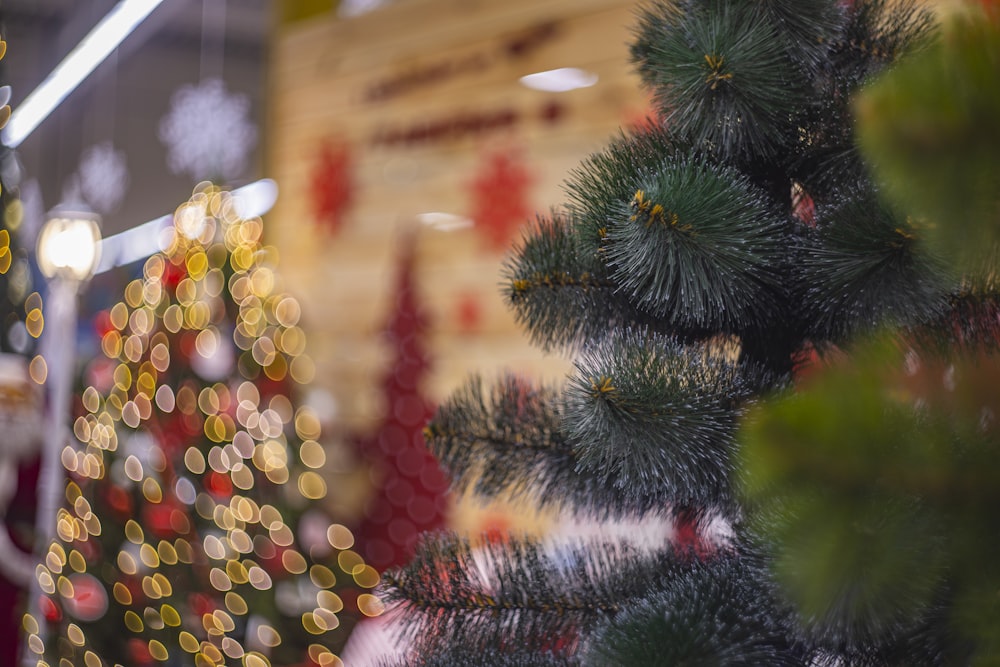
(354, 234, 450, 572)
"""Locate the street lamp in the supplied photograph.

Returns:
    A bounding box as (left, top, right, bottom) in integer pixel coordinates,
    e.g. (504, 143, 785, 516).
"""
(35, 208, 102, 282)
(25, 206, 102, 663)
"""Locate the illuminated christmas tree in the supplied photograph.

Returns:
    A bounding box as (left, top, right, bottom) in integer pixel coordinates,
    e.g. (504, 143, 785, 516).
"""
(23, 183, 374, 667)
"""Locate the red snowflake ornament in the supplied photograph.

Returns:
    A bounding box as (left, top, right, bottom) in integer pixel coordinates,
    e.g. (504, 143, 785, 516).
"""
(468, 148, 534, 250)
(309, 139, 355, 235)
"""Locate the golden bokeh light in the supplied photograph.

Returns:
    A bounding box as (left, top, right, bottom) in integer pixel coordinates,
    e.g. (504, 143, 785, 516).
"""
(39, 186, 369, 666)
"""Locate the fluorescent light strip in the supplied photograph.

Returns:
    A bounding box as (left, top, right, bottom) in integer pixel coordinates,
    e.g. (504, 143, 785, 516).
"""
(95, 178, 279, 274)
(519, 67, 598, 93)
(2, 0, 166, 148)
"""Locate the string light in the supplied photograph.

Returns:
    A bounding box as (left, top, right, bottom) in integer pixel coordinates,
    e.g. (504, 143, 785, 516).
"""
(24, 185, 373, 664)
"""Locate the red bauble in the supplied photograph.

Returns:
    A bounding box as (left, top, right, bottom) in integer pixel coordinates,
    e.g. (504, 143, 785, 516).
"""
(161, 260, 186, 289)
(144, 501, 189, 539)
(205, 471, 234, 498)
(92, 310, 115, 338)
(64, 573, 109, 622)
(105, 484, 133, 517)
(188, 592, 216, 617)
(792, 186, 816, 227)
(40, 596, 61, 623)
(128, 637, 154, 666)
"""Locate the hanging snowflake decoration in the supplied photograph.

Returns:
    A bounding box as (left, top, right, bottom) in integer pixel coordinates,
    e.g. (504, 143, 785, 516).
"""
(309, 139, 355, 234)
(468, 147, 534, 250)
(74, 142, 129, 214)
(158, 78, 257, 183)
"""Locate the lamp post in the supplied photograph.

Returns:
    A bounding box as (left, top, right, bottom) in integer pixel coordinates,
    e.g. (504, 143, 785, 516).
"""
(25, 206, 101, 662)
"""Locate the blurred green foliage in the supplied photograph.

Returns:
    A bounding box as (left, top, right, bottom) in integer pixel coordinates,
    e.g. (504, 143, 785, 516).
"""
(856, 8, 1000, 267)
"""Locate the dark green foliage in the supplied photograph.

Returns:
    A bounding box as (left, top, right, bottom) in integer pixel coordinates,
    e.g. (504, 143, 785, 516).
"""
(424, 374, 645, 514)
(604, 158, 788, 334)
(792, 0, 935, 199)
(563, 329, 766, 508)
(383, 0, 997, 664)
(502, 213, 667, 352)
(856, 10, 1000, 268)
(827, 0, 935, 89)
(374, 646, 577, 667)
(583, 553, 801, 667)
(908, 267, 1000, 354)
(379, 535, 671, 658)
(797, 185, 950, 343)
(740, 338, 1000, 662)
(563, 124, 689, 256)
(755, 0, 844, 74)
(765, 493, 947, 654)
(631, 1, 808, 160)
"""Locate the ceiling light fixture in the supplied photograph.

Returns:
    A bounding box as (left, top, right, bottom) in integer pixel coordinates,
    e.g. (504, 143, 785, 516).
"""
(2, 0, 166, 148)
(416, 211, 474, 232)
(519, 67, 599, 93)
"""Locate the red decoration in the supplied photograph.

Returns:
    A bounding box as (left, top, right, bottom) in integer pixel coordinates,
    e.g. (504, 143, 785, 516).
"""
(309, 140, 355, 235)
(64, 573, 109, 622)
(671, 509, 715, 560)
(105, 484, 133, 517)
(792, 184, 816, 227)
(468, 148, 534, 250)
(93, 310, 115, 338)
(204, 471, 234, 499)
(354, 235, 450, 572)
(454, 292, 483, 335)
(40, 596, 61, 623)
(188, 592, 217, 617)
(372, 109, 519, 149)
(128, 637, 154, 666)
(161, 259, 186, 289)
(144, 503, 178, 538)
(478, 513, 511, 546)
(85, 357, 116, 396)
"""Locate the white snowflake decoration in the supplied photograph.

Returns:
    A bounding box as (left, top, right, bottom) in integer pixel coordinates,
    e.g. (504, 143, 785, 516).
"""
(76, 142, 129, 214)
(158, 78, 257, 183)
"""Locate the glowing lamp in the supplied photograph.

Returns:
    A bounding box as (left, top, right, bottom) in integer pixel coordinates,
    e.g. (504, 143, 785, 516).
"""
(36, 207, 102, 283)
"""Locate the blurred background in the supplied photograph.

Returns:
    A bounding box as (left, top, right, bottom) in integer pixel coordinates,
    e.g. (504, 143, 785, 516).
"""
(0, 1, 652, 659)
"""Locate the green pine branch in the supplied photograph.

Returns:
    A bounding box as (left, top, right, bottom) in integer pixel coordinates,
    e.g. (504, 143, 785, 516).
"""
(797, 184, 951, 343)
(373, 646, 577, 667)
(563, 329, 775, 508)
(425, 374, 656, 514)
(583, 553, 801, 666)
(379, 535, 671, 657)
(602, 156, 790, 334)
(631, 0, 809, 160)
(502, 213, 669, 353)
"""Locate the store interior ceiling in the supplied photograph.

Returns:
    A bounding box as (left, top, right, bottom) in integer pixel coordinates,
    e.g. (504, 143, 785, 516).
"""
(1, 0, 274, 246)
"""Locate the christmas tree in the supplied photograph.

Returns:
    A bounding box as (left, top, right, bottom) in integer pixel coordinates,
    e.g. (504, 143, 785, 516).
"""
(376, 1, 1000, 665)
(23, 183, 372, 667)
(0, 31, 48, 667)
(353, 236, 450, 574)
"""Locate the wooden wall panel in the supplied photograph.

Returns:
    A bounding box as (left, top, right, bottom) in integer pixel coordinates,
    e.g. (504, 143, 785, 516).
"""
(267, 0, 646, 438)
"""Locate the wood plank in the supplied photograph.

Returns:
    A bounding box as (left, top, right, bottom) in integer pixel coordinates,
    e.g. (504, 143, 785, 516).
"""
(267, 0, 644, 443)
